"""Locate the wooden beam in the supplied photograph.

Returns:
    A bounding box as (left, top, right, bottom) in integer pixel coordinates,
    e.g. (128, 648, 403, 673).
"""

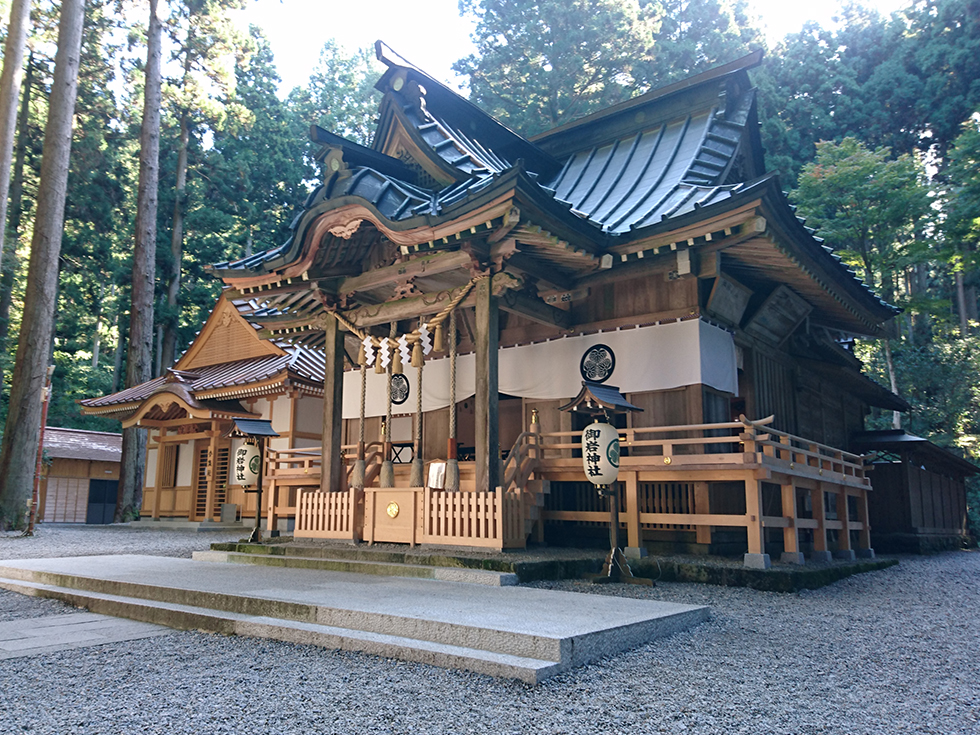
(505, 252, 575, 291)
(498, 289, 573, 329)
(337, 250, 473, 294)
(339, 272, 522, 329)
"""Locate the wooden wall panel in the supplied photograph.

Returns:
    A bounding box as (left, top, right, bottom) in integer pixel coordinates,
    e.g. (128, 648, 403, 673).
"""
(749, 349, 797, 432)
(41, 477, 89, 523)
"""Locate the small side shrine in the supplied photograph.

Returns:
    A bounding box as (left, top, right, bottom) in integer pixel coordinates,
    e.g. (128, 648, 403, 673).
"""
(85, 46, 915, 565)
(852, 430, 976, 552)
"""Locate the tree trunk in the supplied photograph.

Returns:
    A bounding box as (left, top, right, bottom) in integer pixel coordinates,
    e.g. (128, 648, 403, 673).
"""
(0, 0, 85, 529)
(956, 271, 969, 337)
(111, 307, 125, 393)
(0, 52, 33, 388)
(92, 282, 104, 368)
(0, 0, 32, 278)
(160, 108, 190, 372)
(883, 339, 901, 430)
(116, 0, 164, 523)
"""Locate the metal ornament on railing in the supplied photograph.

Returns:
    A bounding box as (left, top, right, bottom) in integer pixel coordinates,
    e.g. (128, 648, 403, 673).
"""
(582, 420, 620, 486)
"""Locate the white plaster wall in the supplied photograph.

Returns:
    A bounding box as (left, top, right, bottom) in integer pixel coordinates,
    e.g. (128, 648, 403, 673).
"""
(144, 447, 157, 488)
(390, 416, 413, 442)
(295, 396, 324, 434)
(175, 442, 193, 487)
(271, 395, 291, 433)
(292, 437, 321, 449)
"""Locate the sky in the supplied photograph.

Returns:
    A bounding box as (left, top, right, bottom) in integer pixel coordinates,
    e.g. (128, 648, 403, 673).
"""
(232, 0, 911, 96)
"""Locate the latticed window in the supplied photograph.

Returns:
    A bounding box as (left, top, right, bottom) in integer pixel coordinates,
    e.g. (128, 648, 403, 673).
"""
(160, 444, 178, 488)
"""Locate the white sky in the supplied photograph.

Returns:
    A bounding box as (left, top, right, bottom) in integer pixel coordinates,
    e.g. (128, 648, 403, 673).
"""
(232, 0, 911, 96)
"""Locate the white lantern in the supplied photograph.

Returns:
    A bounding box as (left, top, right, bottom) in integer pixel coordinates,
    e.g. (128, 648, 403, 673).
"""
(581, 420, 620, 486)
(234, 442, 261, 486)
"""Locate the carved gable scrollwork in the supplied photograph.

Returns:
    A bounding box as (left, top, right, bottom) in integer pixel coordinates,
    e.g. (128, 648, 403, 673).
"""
(328, 219, 363, 240)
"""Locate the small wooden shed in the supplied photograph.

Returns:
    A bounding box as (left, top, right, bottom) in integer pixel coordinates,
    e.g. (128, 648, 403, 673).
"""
(39, 427, 122, 524)
(852, 430, 976, 552)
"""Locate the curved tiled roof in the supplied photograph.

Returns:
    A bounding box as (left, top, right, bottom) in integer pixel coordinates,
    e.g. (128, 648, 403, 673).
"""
(81, 348, 325, 411)
(208, 49, 898, 329)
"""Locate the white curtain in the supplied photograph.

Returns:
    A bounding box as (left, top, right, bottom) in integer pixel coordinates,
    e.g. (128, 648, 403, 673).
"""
(342, 319, 737, 419)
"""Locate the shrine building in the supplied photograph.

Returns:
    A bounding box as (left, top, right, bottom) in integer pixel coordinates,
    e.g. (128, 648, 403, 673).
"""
(82, 47, 971, 566)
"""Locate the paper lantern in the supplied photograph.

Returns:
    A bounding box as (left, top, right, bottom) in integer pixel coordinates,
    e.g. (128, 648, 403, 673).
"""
(581, 421, 620, 486)
(234, 442, 261, 487)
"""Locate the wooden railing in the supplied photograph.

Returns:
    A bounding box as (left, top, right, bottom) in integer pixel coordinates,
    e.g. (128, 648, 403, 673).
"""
(419, 487, 525, 549)
(533, 415, 873, 562)
(294, 486, 360, 540)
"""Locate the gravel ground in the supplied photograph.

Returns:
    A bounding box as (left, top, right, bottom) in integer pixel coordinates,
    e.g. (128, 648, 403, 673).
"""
(1, 525, 978, 734)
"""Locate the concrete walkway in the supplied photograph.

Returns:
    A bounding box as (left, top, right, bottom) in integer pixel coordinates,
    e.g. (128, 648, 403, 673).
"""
(0, 554, 708, 683)
(0, 611, 169, 659)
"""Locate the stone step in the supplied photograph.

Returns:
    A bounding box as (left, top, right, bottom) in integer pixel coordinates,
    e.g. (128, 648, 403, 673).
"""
(0, 576, 562, 683)
(0, 555, 708, 684)
(191, 550, 519, 586)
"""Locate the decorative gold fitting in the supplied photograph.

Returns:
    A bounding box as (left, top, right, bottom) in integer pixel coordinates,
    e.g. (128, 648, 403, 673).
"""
(663, 456, 672, 465)
(386, 502, 400, 518)
(531, 408, 539, 424)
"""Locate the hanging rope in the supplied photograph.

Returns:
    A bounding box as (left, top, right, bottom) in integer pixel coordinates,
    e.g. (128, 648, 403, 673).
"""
(380, 321, 396, 487)
(445, 308, 459, 492)
(351, 362, 367, 489)
(409, 358, 424, 488)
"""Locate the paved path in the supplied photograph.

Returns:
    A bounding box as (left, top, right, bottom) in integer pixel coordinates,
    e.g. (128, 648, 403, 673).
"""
(0, 611, 169, 659)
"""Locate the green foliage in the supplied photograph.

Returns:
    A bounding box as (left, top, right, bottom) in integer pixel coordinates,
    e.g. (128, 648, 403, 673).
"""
(636, 0, 764, 87)
(791, 137, 931, 303)
(455, 0, 660, 136)
(945, 112, 980, 250)
(287, 40, 383, 147)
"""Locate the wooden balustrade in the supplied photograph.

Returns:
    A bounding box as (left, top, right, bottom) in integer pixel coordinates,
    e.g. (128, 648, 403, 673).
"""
(274, 416, 873, 562)
(294, 487, 360, 540)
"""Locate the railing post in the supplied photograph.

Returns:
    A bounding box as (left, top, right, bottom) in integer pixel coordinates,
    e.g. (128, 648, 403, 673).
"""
(694, 481, 711, 545)
(811, 483, 831, 562)
(744, 476, 770, 569)
(855, 487, 874, 558)
(835, 487, 855, 560)
(781, 483, 804, 564)
(623, 471, 645, 558)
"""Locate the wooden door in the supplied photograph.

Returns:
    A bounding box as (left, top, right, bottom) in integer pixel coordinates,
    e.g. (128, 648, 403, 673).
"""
(192, 438, 231, 521)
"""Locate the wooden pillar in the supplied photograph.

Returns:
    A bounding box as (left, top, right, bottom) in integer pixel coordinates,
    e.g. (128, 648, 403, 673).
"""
(474, 278, 499, 492)
(694, 481, 711, 545)
(781, 482, 803, 564)
(321, 314, 345, 493)
(204, 421, 218, 521)
(624, 471, 641, 550)
(266, 441, 279, 534)
(151, 431, 163, 520)
(744, 477, 765, 554)
(743, 474, 769, 568)
(811, 483, 831, 561)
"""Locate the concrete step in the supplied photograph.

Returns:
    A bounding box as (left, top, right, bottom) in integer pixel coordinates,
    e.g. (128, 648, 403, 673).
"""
(0, 576, 562, 683)
(191, 550, 519, 586)
(0, 555, 708, 684)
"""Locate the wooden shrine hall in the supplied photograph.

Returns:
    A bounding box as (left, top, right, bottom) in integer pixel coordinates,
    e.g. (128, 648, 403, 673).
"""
(84, 46, 926, 567)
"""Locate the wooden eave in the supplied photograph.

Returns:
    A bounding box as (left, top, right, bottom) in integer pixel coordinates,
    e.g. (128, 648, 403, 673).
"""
(121, 391, 257, 430)
(215, 167, 608, 293)
(374, 96, 467, 186)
